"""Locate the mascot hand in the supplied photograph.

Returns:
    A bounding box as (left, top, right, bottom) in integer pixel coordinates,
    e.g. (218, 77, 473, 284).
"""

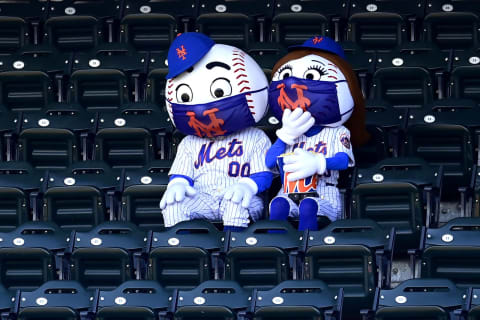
(159, 178, 197, 209)
(223, 178, 258, 208)
(276, 108, 315, 145)
(283, 148, 326, 182)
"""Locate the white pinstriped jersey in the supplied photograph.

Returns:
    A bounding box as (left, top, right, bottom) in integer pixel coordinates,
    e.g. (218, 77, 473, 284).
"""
(169, 127, 272, 194)
(285, 125, 355, 186)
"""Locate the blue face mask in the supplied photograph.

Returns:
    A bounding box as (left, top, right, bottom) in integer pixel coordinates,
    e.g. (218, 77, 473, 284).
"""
(170, 87, 267, 138)
(268, 76, 352, 126)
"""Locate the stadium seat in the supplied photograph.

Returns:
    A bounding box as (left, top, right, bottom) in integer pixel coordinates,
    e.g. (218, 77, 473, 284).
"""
(449, 66, 480, 107)
(93, 109, 173, 168)
(422, 12, 480, 51)
(473, 166, 480, 217)
(173, 280, 250, 319)
(145, 220, 223, 289)
(0, 162, 45, 231)
(0, 222, 67, 290)
(351, 157, 442, 249)
(362, 278, 465, 320)
(16, 280, 91, 320)
(224, 220, 302, 289)
(67, 69, 129, 112)
(368, 67, 434, 109)
(468, 287, 480, 320)
(120, 14, 177, 53)
(145, 67, 169, 110)
(0, 283, 13, 315)
(0, 71, 54, 112)
(0, 17, 28, 55)
(300, 219, 394, 317)
(95, 280, 170, 320)
(253, 280, 343, 320)
(426, 0, 480, 17)
(121, 160, 171, 231)
(124, 0, 197, 33)
(346, 13, 407, 52)
(66, 222, 146, 290)
(17, 111, 92, 170)
(42, 161, 123, 231)
(412, 218, 480, 288)
(404, 108, 477, 197)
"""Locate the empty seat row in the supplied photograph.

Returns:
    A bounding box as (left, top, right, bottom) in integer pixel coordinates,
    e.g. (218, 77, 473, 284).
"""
(0, 279, 343, 320)
(2, 4, 480, 54)
(0, 219, 392, 317)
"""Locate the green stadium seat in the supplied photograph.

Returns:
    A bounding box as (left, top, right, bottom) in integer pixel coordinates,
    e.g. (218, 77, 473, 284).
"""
(120, 14, 177, 53)
(0, 222, 68, 290)
(346, 13, 406, 52)
(67, 222, 146, 290)
(301, 219, 394, 317)
(254, 280, 342, 320)
(42, 161, 122, 231)
(16, 280, 91, 320)
(174, 280, 250, 320)
(351, 157, 442, 249)
(224, 220, 302, 290)
(0, 162, 45, 231)
(362, 278, 465, 320)
(414, 218, 480, 288)
(17, 111, 92, 170)
(121, 160, 171, 231)
(422, 12, 480, 51)
(95, 280, 170, 320)
(146, 220, 223, 290)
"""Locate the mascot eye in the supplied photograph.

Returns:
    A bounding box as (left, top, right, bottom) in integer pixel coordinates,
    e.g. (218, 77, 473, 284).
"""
(276, 65, 292, 80)
(210, 78, 232, 99)
(303, 66, 326, 81)
(176, 84, 193, 103)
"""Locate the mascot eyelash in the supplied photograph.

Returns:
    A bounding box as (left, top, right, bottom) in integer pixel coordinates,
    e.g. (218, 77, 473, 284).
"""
(306, 65, 327, 75)
(276, 64, 293, 75)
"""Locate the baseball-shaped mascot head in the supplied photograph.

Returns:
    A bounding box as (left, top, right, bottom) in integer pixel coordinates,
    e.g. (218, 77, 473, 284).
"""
(269, 36, 369, 146)
(165, 33, 268, 138)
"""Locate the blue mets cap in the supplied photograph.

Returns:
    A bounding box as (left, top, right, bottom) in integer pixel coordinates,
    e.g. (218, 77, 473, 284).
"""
(166, 32, 215, 79)
(288, 36, 345, 59)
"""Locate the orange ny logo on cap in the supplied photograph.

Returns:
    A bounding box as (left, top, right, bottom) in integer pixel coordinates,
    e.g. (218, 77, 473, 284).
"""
(176, 45, 187, 60)
(312, 36, 324, 45)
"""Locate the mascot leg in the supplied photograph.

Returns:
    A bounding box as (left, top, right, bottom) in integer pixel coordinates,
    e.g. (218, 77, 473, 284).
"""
(269, 196, 290, 221)
(221, 196, 263, 230)
(162, 193, 213, 227)
(298, 198, 319, 231)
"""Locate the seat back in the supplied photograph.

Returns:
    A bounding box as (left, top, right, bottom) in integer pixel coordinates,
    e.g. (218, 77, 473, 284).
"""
(422, 218, 480, 287)
(175, 280, 250, 319)
(121, 14, 176, 52)
(225, 220, 301, 289)
(451, 66, 480, 106)
(71, 222, 145, 290)
(0, 71, 53, 112)
(423, 12, 480, 50)
(254, 280, 336, 320)
(0, 222, 67, 290)
(148, 220, 223, 289)
(348, 13, 405, 52)
(96, 280, 170, 319)
(271, 13, 329, 47)
(196, 13, 254, 49)
(374, 278, 464, 320)
(45, 16, 100, 52)
(122, 161, 171, 230)
(351, 182, 422, 249)
(69, 69, 128, 111)
(18, 280, 90, 320)
(0, 17, 27, 54)
(372, 67, 433, 108)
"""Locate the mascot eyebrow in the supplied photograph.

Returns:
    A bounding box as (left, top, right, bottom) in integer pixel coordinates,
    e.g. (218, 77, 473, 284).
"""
(206, 61, 231, 70)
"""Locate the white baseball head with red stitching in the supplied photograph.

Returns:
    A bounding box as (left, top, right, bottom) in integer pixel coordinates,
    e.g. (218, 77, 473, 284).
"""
(165, 44, 268, 126)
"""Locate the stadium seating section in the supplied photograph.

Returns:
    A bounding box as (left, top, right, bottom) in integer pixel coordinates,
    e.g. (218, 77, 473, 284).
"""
(0, 0, 479, 319)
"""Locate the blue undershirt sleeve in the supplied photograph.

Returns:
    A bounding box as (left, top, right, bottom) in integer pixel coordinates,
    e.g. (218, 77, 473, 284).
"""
(250, 171, 274, 193)
(265, 139, 287, 169)
(326, 152, 349, 171)
(169, 174, 194, 186)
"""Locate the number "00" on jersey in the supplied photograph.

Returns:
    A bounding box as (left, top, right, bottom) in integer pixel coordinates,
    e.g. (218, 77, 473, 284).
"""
(228, 161, 250, 177)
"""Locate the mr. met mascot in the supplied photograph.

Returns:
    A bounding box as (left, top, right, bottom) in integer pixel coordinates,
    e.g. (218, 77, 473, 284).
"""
(266, 36, 369, 230)
(159, 33, 272, 231)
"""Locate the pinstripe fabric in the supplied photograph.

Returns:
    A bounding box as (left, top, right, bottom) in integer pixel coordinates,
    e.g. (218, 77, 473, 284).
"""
(162, 127, 271, 227)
